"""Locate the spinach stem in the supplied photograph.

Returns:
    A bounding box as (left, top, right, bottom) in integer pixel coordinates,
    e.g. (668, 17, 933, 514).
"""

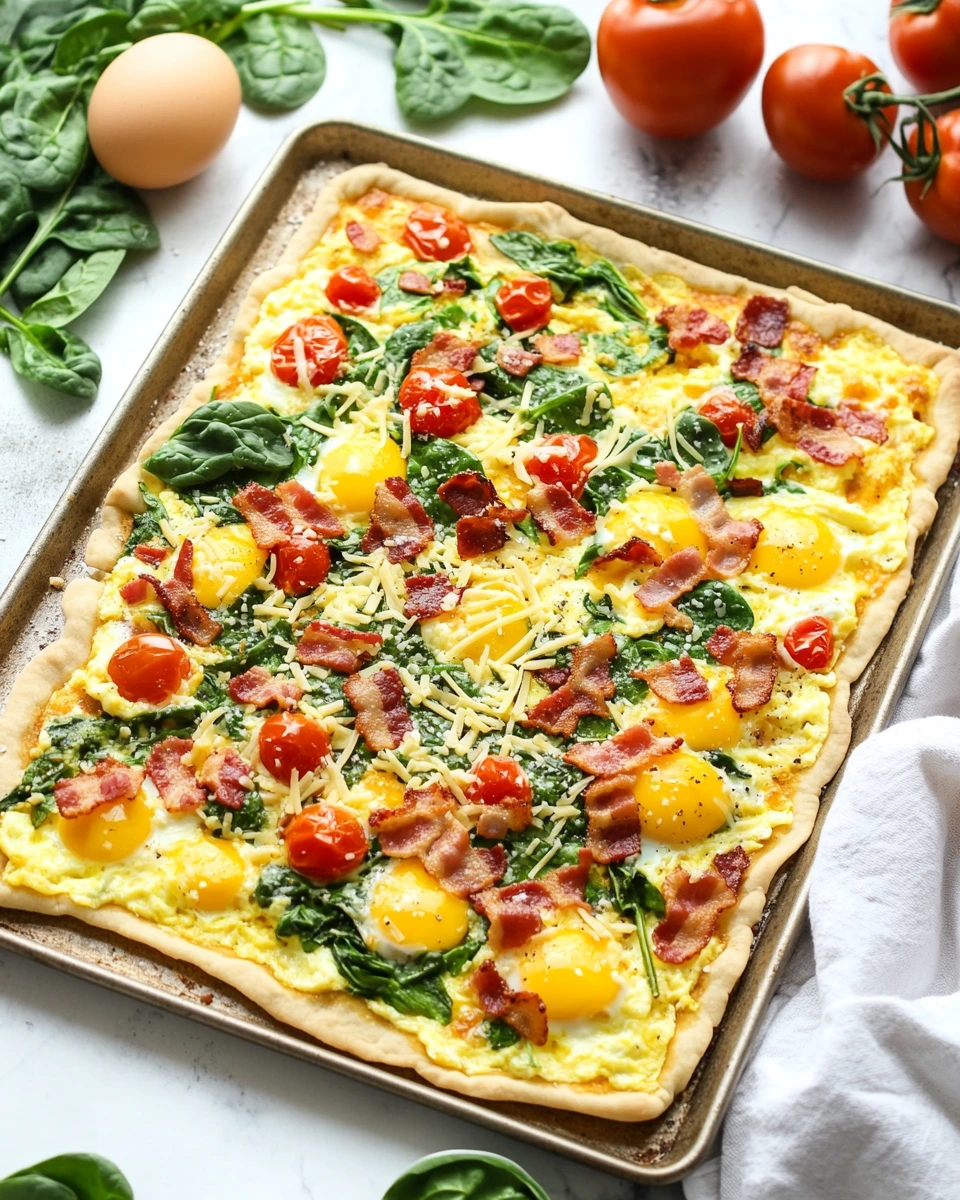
(636, 910, 660, 999)
(0, 156, 86, 302)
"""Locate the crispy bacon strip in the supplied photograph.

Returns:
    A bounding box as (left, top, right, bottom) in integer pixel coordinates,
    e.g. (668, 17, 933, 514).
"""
(472, 960, 548, 1046)
(659, 304, 731, 351)
(564, 723, 681, 778)
(706, 625, 779, 713)
(527, 481, 596, 547)
(838, 403, 889, 444)
(345, 219, 381, 253)
(635, 545, 708, 617)
(584, 774, 641, 863)
(728, 477, 764, 497)
(765, 395, 861, 466)
(496, 342, 542, 377)
(54, 759, 145, 819)
(735, 296, 789, 348)
(234, 482, 293, 549)
(228, 665, 303, 710)
(140, 540, 222, 647)
(362, 477, 434, 563)
(590, 536, 661, 572)
(655, 463, 762, 578)
(133, 544, 169, 566)
(399, 270, 434, 294)
(296, 620, 382, 673)
(404, 573, 463, 620)
(438, 471, 503, 517)
(423, 817, 507, 897)
(411, 330, 481, 373)
(438, 470, 527, 559)
(369, 782, 453, 857)
(532, 332, 581, 363)
(536, 665, 570, 690)
(471, 850, 591, 950)
(344, 666, 413, 751)
(120, 577, 150, 605)
(455, 515, 513, 559)
(275, 480, 344, 538)
(145, 737, 206, 813)
(474, 790, 533, 841)
(757, 359, 818, 405)
(524, 633, 616, 737)
(198, 747, 250, 810)
(635, 654, 710, 704)
(653, 867, 736, 964)
(714, 845, 750, 893)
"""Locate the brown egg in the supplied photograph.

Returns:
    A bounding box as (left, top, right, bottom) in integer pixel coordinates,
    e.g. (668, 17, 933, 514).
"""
(88, 33, 242, 189)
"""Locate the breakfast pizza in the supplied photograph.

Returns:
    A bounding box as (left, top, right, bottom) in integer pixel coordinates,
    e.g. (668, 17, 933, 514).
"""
(1, 166, 957, 1120)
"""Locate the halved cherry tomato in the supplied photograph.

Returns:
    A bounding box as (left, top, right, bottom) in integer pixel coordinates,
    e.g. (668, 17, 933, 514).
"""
(107, 633, 191, 704)
(905, 109, 960, 245)
(403, 204, 472, 262)
(285, 804, 368, 883)
(526, 434, 598, 497)
(598, 0, 765, 139)
(271, 315, 348, 388)
(784, 616, 834, 670)
(273, 538, 330, 596)
(259, 712, 331, 783)
(890, 0, 960, 94)
(398, 365, 482, 437)
(325, 265, 381, 314)
(700, 392, 757, 448)
(467, 756, 532, 806)
(495, 276, 553, 333)
(762, 45, 895, 182)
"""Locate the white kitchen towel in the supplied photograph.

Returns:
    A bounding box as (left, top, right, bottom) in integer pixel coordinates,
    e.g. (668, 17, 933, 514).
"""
(684, 557, 960, 1200)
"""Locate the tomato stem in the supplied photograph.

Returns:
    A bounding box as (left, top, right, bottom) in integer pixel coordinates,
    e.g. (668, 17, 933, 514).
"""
(889, 0, 943, 15)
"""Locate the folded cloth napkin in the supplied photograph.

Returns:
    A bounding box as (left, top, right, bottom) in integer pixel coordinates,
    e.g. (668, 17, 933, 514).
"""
(684, 560, 960, 1200)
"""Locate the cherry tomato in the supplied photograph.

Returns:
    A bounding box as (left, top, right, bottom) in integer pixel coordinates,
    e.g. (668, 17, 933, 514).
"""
(259, 712, 331, 783)
(398, 365, 482, 437)
(495, 276, 553, 333)
(762, 46, 895, 182)
(285, 805, 369, 883)
(107, 633, 191, 704)
(271, 315, 348, 388)
(890, 0, 960, 94)
(403, 204, 472, 261)
(598, 0, 764, 139)
(273, 537, 330, 596)
(905, 110, 960, 244)
(784, 616, 834, 670)
(325, 265, 381, 314)
(526, 434, 598, 497)
(699, 392, 757, 448)
(467, 756, 532, 806)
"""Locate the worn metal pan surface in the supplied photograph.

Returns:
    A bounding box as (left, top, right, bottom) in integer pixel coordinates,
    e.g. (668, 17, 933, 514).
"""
(1, 122, 958, 1184)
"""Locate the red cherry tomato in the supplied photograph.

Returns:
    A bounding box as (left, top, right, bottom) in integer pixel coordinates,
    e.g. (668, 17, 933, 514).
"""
(107, 633, 191, 704)
(325, 265, 381, 314)
(495, 276, 553, 333)
(259, 712, 331, 784)
(762, 45, 895, 182)
(467, 756, 533, 806)
(271, 315, 348, 388)
(905, 110, 960, 245)
(526, 434, 598, 497)
(598, 0, 764, 139)
(403, 204, 472, 261)
(273, 537, 331, 596)
(784, 616, 834, 670)
(398, 365, 482, 437)
(699, 392, 758, 448)
(285, 805, 369, 883)
(890, 0, 960, 94)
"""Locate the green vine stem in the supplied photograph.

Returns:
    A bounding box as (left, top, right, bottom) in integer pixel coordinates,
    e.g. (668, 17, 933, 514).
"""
(890, 0, 944, 16)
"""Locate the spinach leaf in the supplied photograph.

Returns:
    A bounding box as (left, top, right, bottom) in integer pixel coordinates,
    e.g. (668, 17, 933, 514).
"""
(331, 313, 382, 387)
(490, 230, 582, 295)
(0, 158, 30, 243)
(607, 855, 664, 998)
(659, 580, 754, 660)
(377, 266, 435, 313)
(0, 72, 87, 191)
(21, 246, 124, 326)
(380, 622, 479, 698)
(223, 13, 326, 112)
(0, 1152, 134, 1200)
(54, 169, 159, 251)
(122, 481, 167, 555)
(592, 325, 669, 376)
(204, 789, 267, 835)
(382, 1150, 549, 1200)
(5, 240, 81, 308)
(382, 317, 438, 380)
(128, 0, 238, 38)
(578, 256, 646, 320)
(610, 634, 670, 704)
(673, 408, 730, 479)
(582, 431, 670, 515)
(704, 750, 751, 781)
(0, 317, 100, 399)
(443, 256, 482, 291)
(484, 1018, 520, 1050)
(52, 9, 130, 74)
(766, 459, 806, 495)
(405, 434, 484, 528)
(395, 20, 472, 119)
(479, 345, 611, 434)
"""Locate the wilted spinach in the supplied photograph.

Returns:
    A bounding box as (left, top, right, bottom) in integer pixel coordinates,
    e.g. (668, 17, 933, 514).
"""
(607, 855, 664, 997)
(122, 481, 168, 555)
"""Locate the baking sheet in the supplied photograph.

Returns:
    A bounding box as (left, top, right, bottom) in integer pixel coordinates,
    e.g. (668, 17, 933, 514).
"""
(1, 122, 958, 1184)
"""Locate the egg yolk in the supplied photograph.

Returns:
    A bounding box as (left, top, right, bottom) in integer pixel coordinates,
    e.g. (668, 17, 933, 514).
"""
(191, 524, 267, 609)
(320, 434, 406, 516)
(359, 768, 406, 810)
(425, 591, 529, 665)
(606, 491, 708, 561)
(369, 860, 470, 953)
(177, 836, 246, 911)
(519, 928, 620, 1022)
(635, 751, 730, 846)
(59, 792, 153, 862)
(748, 507, 841, 590)
(647, 678, 742, 751)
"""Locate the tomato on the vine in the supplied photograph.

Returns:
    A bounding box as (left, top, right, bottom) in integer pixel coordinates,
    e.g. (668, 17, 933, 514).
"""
(259, 712, 330, 783)
(784, 616, 834, 670)
(890, 0, 960, 95)
(108, 633, 191, 704)
(467, 756, 532, 806)
(285, 805, 368, 883)
(398, 365, 482, 437)
(526, 434, 598, 497)
(271, 315, 348, 387)
(495, 276, 553, 332)
(325, 265, 381, 313)
(597, 0, 764, 139)
(273, 538, 331, 596)
(403, 204, 472, 261)
(762, 46, 895, 182)
(905, 109, 960, 244)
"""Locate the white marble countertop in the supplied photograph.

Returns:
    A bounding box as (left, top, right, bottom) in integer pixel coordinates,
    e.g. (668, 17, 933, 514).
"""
(1, 1, 956, 1195)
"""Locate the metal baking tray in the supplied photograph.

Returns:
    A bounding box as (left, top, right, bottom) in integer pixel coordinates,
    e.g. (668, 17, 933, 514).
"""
(1, 122, 958, 1185)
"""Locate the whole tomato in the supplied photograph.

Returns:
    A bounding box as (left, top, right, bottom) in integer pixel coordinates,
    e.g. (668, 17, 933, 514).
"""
(762, 45, 895, 182)
(598, 0, 764, 139)
(905, 109, 960, 244)
(890, 0, 960, 94)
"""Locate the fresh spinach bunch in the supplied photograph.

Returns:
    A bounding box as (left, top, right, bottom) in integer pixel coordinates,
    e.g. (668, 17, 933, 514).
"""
(382, 1151, 549, 1200)
(0, 1152, 133, 1200)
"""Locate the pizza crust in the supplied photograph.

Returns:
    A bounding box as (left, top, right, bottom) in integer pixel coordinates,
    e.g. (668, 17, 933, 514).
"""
(2, 164, 958, 1121)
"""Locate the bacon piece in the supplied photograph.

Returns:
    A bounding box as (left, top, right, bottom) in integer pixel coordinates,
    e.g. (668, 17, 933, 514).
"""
(140, 540, 222, 647)
(399, 270, 434, 294)
(635, 545, 708, 616)
(765, 395, 861, 466)
(655, 462, 762, 578)
(54, 759, 145, 819)
(198, 747, 250, 810)
(455, 515, 512, 559)
(228, 665, 303, 710)
(437, 471, 526, 560)
(296, 620, 382, 673)
(423, 817, 507, 897)
(133, 543, 169, 566)
(736, 296, 789, 348)
(438, 471, 502, 517)
(496, 342, 542, 377)
(344, 666, 413, 751)
(564, 723, 681, 778)
(275, 480, 344, 538)
(536, 666, 570, 690)
(474, 790, 533, 841)
(728, 477, 764, 497)
(471, 850, 591, 950)
(120, 578, 150, 605)
(362, 477, 434, 563)
(404, 573, 463, 620)
(838, 403, 889, 444)
(345, 219, 381, 253)
(526, 481, 596, 547)
(472, 960, 548, 1046)
(714, 845, 750, 894)
(757, 359, 818, 405)
(411, 330, 481, 373)
(442, 277, 468, 297)
(706, 625, 779, 713)
(532, 332, 581, 364)
(653, 867, 736, 964)
(369, 782, 453, 857)
(590, 537, 662, 572)
(659, 304, 731, 351)
(584, 774, 640, 863)
(523, 633, 616, 737)
(145, 737, 206, 813)
(731, 343, 766, 383)
(234, 482, 293, 550)
(635, 654, 710, 704)
(357, 187, 390, 213)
